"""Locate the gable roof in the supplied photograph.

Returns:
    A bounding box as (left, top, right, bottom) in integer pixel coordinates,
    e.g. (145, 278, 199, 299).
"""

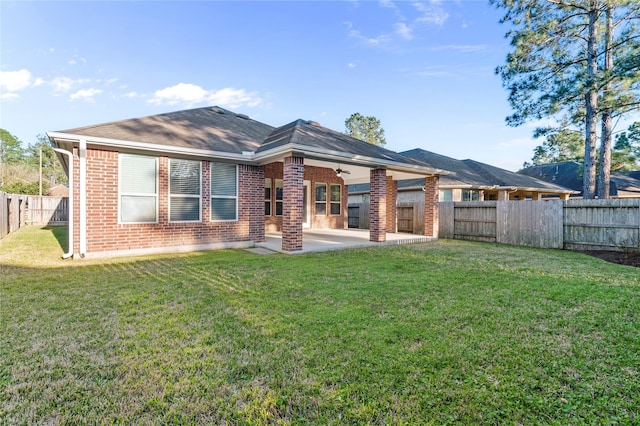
(349, 148, 573, 194)
(48, 106, 445, 182)
(55, 106, 275, 154)
(520, 161, 640, 197)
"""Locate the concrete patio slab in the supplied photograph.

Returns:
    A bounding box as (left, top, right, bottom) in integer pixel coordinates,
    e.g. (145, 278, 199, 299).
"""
(255, 228, 436, 254)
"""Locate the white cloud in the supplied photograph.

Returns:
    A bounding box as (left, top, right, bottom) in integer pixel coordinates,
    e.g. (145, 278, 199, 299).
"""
(148, 83, 262, 108)
(1, 93, 20, 100)
(0, 69, 32, 92)
(50, 77, 91, 93)
(70, 88, 103, 102)
(122, 91, 143, 99)
(348, 62, 356, 69)
(413, 1, 448, 26)
(394, 22, 413, 40)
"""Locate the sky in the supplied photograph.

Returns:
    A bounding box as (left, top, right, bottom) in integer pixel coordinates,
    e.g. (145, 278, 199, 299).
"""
(1, 0, 548, 171)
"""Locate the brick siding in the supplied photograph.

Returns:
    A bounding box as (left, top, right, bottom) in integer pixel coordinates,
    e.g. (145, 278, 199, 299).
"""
(264, 162, 347, 232)
(423, 175, 439, 237)
(370, 169, 387, 242)
(77, 148, 265, 257)
(281, 156, 304, 251)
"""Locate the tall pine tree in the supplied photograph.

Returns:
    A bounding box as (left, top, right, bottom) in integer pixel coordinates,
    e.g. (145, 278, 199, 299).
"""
(493, 0, 640, 199)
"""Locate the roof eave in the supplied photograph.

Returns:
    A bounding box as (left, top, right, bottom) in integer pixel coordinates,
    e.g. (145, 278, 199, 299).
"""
(47, 131, 256, 163)
(254, 143, 449, 176)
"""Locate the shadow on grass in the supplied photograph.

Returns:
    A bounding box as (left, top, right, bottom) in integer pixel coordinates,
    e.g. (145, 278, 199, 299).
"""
(44, 225, 68, 254)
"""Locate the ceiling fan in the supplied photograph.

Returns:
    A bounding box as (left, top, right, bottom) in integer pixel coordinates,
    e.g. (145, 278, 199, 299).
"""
(335, 166, 351, 178)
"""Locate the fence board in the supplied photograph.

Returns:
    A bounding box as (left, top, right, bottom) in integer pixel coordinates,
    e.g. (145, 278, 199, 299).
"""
(453, 201, 497, 242)
(397, 206, 413, 233)
(27, 196, 68, 225)
(497, 200, 563, 248)
(1, 192, 8, 239)
(563, 199, 640, 251)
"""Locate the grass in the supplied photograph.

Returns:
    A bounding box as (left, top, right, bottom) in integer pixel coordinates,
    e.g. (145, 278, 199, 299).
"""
(1, 226, 639, 424)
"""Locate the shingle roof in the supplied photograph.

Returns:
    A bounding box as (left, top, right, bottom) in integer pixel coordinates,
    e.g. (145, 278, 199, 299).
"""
(519, 162, 640, 197)
(259, 120, 431, 165)
(53, 107, 440, 173)
(401, 149, 570, 191)
(58, 106, 275, 154)
(349, 149, 573, 194)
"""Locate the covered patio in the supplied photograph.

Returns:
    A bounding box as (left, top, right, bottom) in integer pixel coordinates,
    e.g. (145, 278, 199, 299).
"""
(253, 228, 436, 254)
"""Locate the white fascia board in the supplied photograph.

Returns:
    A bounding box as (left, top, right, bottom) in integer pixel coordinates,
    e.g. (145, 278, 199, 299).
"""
(493, 185, 575, 194)
(254, 143, 450, 176)
(46, 132, 255, 162)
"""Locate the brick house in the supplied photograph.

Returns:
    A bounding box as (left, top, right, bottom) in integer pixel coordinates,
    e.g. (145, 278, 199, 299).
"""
(48, 106, 443, 259)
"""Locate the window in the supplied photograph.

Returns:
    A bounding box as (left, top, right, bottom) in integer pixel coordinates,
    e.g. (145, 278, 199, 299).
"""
(119, 154, 157, 223)
(330, 184, 341, 215)
(275, 179, 283, 216)
(439, 189, 453, 202)
(210, 162, 237, 221)
(315, 183, 327, 215)
(462, 189, 480, 201)
(169, 159, 201, 222)
(264, 178, 272, 216)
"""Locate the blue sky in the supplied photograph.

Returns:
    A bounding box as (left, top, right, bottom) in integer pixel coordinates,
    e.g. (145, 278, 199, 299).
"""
(1, 0, 543, 171)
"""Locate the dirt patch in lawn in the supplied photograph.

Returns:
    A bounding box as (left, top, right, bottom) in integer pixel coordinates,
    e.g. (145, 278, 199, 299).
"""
(583, 250, 640, 268)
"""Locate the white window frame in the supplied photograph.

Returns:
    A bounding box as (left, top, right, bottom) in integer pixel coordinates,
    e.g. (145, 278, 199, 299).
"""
(210, 162, 238, 222)
(169, 159, 202, 223)
(315, 182, 327, 216)
(118, 153, 158, 224)
(265, 178, 272, 216)
(329, 183, 341, 216)
(275, 179, 283, 217)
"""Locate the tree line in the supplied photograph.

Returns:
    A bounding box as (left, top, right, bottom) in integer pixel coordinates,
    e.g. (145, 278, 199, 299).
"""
(0, 129, 67, 195)
(494, 0, 640, 198)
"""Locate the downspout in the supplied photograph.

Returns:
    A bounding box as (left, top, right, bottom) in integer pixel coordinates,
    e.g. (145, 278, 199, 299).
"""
(52, 147, 73, 259)
(79, 139, 87, 257)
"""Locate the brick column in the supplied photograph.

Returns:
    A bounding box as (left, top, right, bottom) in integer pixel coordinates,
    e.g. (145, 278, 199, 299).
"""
(282, 156, 304, 251)
(240, 164, 265, 243)
(386, 176, 397, 233)
(370, 168, 387, 242)
(498, 190, 509, 201)
(424, 175, 439, 237)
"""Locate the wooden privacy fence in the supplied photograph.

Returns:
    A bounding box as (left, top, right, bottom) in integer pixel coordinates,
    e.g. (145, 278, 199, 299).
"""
(1, 192, 28, 239)
(1, 193, 69, 240)
(439, 199, 640, 252)
(27, 196, 68, 225)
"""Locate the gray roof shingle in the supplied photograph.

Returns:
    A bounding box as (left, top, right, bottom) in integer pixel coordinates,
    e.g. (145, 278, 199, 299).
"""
(58, 106, 275, 154)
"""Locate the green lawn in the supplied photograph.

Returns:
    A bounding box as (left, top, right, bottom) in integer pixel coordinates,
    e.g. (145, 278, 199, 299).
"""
(1, 226, 639, 424)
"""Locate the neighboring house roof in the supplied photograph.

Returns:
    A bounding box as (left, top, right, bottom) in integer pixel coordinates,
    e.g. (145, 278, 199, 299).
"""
(519, 161, 640, 197)
(628, 170, 640, 180)
(47, 184, 69, 197)
(349, 148, 573, 194)
(48, 106, 445, 183)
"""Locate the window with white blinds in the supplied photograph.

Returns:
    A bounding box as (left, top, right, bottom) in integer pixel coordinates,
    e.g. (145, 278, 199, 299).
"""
(169, 159, 201, 222)
(119, 154, 158, 223)
(210, 162, 238, 221)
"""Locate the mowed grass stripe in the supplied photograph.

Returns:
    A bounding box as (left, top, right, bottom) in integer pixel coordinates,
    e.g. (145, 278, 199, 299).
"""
(1, 226, 639, 424)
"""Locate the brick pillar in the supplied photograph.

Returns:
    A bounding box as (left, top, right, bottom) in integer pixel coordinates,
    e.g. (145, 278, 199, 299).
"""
(531, 192, 541, 201)
(498, 190, 509, 201)
(241, 164, 265, 243)
(282, 156, 304, 251)
(560, 193, 570, 200)
(386, 176, 397, 233)
(370, 168, 387, 242)
(424, 175, 439, 237)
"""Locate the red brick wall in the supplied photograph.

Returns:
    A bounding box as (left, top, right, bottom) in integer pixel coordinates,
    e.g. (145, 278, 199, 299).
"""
(282, 156, 304, 251)
(386, 176, 397, 233)
(370, 169, 387, 242)
(264, 162, 347, 231)
(79, 148, 265, 256)
(424, 175, 439, 237)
